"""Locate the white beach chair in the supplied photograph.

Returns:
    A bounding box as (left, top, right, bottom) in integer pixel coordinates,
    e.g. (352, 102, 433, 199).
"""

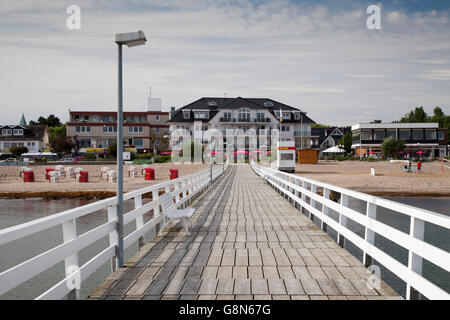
(100, 167, 110, 180)
(49, 171, 59, 183)
(159, 192, 195, 235)
(65, 167, 75, 179)
(128, 166, 138, 178)
(107, 170, 117, 183)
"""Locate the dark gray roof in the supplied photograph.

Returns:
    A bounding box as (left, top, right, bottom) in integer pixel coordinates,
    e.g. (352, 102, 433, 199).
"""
(0, 125, 48, 141)
(169, 97, 315, 124)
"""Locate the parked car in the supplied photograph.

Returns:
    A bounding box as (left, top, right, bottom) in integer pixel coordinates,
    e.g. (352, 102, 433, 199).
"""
(61, 157, 75, 162)
(74, 156, 84, 163)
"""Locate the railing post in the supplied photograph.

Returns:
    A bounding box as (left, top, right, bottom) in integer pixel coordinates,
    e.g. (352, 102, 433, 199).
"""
(321, 188, 330, 232)
(309, 184, 317, 221)
(62, 218, 80, 300)
(301, 181, 307, 215)
(337, 194, 348, 247)
(406, 217, 425, 300)
(153, 188, 164, 236)
(363, 202, 377, 267)
(107, 204, 119, 273)
(134, 195, 144, 250)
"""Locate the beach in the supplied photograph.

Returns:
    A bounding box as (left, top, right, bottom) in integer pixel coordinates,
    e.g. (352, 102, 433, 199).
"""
(264, 160, 450, 196)
(0, 163, 213, 198)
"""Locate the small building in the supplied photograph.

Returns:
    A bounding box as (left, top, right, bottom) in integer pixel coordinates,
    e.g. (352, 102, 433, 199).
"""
(351, 123, 448, 158)
(0, 125, 49, 158)
(297, 148, 319, 164)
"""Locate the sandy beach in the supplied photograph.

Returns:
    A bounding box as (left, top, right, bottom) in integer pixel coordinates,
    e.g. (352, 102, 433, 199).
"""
(0, 163, 213, 198)
(258, 160, 450, 196)
(1, 161, 449, 198)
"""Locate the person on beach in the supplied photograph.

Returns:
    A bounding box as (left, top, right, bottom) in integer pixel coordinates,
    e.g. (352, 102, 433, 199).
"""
(417, 160, 422, 173)
(408, 160, 412, 173)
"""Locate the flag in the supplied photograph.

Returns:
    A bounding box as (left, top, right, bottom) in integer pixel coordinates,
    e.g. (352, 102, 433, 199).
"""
(279, 108, 283, 122)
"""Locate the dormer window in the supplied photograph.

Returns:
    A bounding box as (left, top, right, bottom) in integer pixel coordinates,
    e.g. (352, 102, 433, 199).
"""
(194, 111, 209, 119)
(282, 112, 291, 119)
(294, 113, 301, 120)
(13, 129, 23, 136)
(207, 101, 217, 107)
(2, 129, 12, 136)
(264, 101, 274, 107)
(183, 110, 190, 119)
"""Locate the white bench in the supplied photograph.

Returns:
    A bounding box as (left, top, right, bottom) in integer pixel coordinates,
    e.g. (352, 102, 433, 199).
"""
(159, 192, 195, 235)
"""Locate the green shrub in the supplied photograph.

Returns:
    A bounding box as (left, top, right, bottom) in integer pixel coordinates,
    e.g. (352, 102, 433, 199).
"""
(155, 155, 171, 163)
(136, 153, 153, 159)
(83, 153, 97, 160)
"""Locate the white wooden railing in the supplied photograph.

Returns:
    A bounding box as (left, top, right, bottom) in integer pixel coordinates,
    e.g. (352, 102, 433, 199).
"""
(0, 161, 229, 300)
(251, 160, 450, 300)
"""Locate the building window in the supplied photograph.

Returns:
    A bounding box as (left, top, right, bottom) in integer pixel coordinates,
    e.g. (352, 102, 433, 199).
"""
(238, 109, 250, 122)
(133, 139, 144, 147)
(101, 115, 107, 122)
(93, 115, 98, 122)
(74, 115, 80, 121)
(256, 113, 265, 122)
(77, 126, 91, 133)
(281, 125, 290, 132)
(134, 116, 139, 123)
(386, 129, 396, 139)
(129, 126, 143, 133)
(282, 112, 291, 120)
(183, 111, 190, 119)
(399, 129, 411, 140)
(140, 116, 146, 123)
(374, 130, 385, 140)
(2, 129, 12, 135)
(438, 131, 444, 140)
(194, 111, 209, 119)
(13, 129, 23, 136)
(425, 130, 437, 140)
(412, 129, 424, 141)
(84, 115, 89, 121)
(294, 113, 301, 120)
(223, 112, 232, 121)
(155, 128, 160, 134)
(156, 115, 160, 121)
(361, 130, 372, 141)
(108, 116, 114, 122)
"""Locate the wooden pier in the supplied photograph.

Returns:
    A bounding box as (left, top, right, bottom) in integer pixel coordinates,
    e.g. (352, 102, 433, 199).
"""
(89, 165, 401, 300)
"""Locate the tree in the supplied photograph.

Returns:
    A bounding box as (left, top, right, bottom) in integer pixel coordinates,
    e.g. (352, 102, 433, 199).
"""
(311, 124, 331, 129)
(400, 106, 428, 123)
(28, 114, 62, 127)
(49, 136, 74, 158)
(9, 146, 28, 158)
(107, 141, 117, 158)
(382, 137, 405, 159)
(49, 124, 66, 138)
(338, 131, 353, 154)
(431, 107, 445, 128)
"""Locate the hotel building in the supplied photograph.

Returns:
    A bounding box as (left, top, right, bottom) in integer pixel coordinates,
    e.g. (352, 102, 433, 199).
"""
(168, 97, 315, 150)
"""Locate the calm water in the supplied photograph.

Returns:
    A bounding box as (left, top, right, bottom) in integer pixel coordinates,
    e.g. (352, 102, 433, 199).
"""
(0, 197, 449, 299)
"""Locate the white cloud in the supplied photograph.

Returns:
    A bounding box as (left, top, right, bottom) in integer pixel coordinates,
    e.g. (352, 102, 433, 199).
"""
(0, 0, 449, 126)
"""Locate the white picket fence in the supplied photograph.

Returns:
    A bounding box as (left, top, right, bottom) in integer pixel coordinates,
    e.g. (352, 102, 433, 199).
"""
(251, 161, 450, 300)
(0, 162, 229, 300)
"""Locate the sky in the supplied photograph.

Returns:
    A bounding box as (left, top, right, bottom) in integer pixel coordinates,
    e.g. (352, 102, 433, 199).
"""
(0, 0, 449, 126)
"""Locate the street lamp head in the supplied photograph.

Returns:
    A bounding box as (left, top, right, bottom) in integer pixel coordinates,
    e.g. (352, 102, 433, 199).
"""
(115, 30, 147, 47)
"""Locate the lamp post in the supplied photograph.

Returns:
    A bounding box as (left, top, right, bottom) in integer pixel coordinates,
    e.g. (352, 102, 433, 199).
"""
(114, 30, 147, 268)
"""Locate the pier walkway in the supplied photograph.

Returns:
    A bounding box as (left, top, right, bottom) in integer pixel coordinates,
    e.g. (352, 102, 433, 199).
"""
(89, 165, 401, 300)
